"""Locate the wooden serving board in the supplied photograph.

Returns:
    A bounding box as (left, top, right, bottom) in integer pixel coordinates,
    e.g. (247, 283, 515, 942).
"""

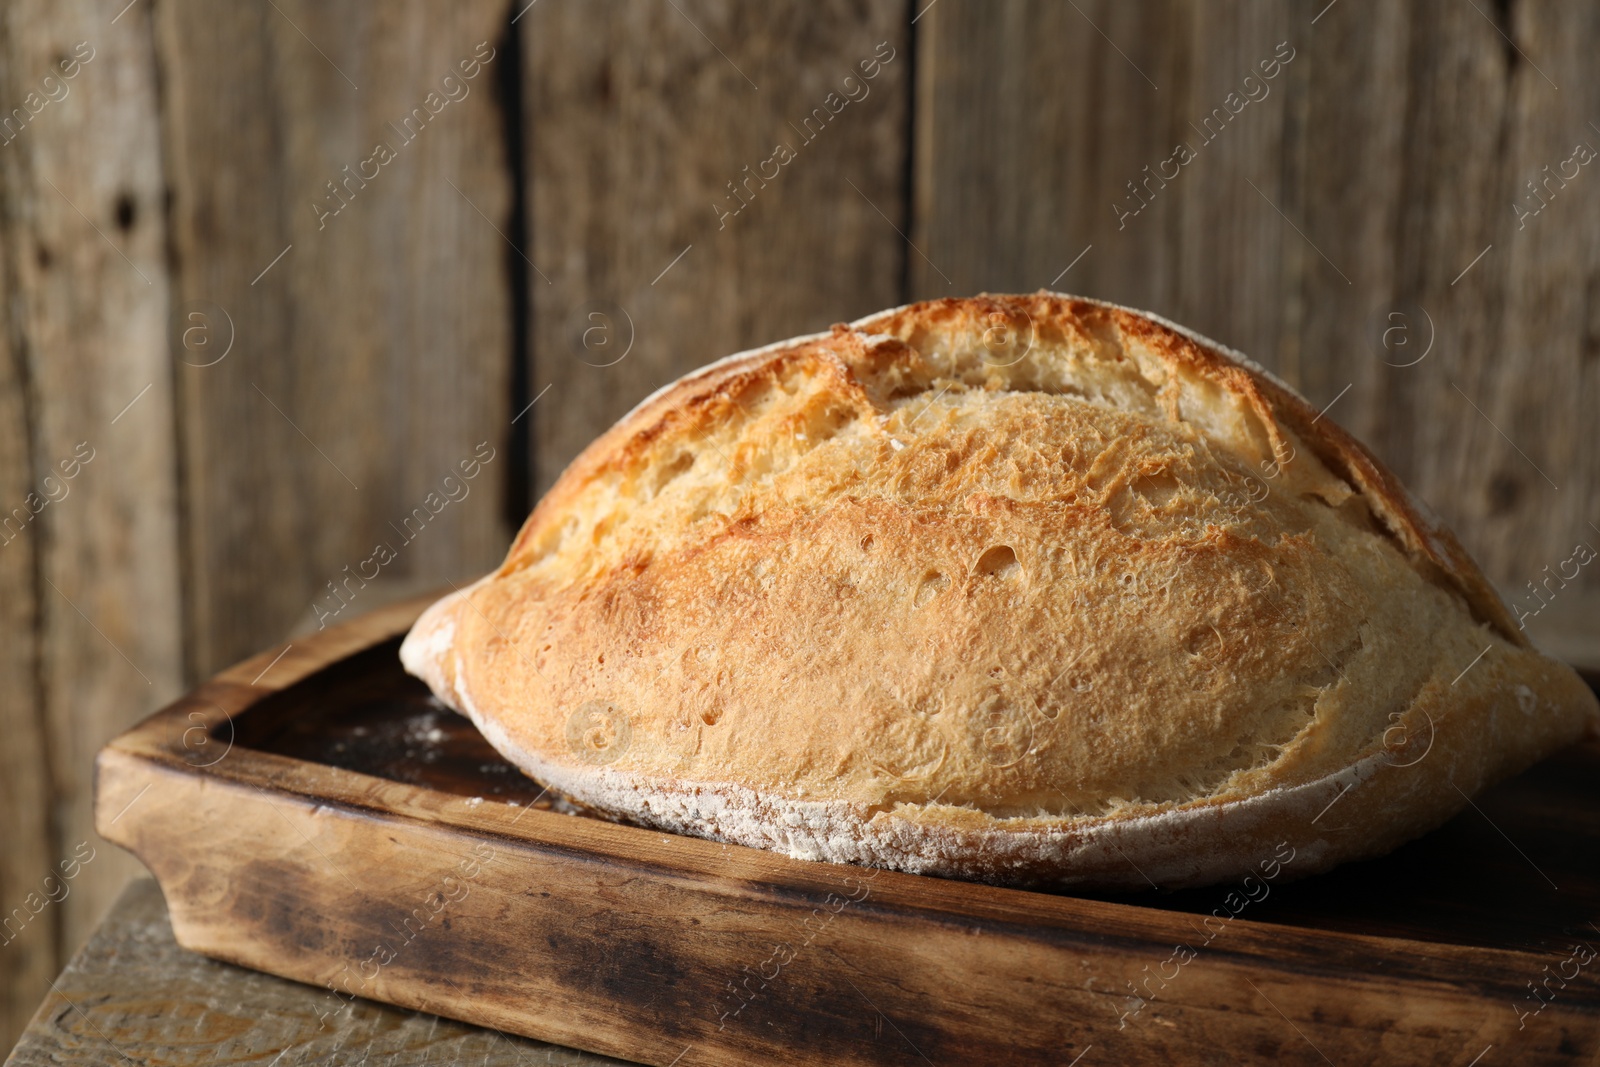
(95, 597, 1600, 1067)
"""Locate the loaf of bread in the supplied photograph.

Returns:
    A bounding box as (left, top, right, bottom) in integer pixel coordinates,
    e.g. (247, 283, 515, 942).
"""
(401, 294, 1599, 890)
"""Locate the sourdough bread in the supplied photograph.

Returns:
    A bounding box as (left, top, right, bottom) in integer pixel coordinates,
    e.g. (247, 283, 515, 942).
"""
(402, 294, 1598, 889)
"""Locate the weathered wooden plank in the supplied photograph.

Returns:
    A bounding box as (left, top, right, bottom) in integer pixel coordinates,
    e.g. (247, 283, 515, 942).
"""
(1295, 0, 1599, 608)
(4, 879, 630, 1066)
(0, 0, 182, 1051)
(156, 0, 516, 676)
(913, 0, 1305, 355)
(0, 149, 53, 1060)
(910, 1, 1184, 302)
(1285, 0, 1409, 426)
(1295, 0, 1513, 587)
(523, 0, 911, 494)
(1165, 1, 1297, 366)
(1461, 1, 1600, 594)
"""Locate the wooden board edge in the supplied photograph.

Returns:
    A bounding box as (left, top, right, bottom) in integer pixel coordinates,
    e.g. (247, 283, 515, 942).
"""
(95, 736, 1600, 1015)
(92, 743, 1600, 1066)
(95, 706, 1600, 993)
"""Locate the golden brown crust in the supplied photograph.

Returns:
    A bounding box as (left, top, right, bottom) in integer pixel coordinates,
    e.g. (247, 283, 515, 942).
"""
(402, 294, 1598, 889)
(857, 296, 1524, 643)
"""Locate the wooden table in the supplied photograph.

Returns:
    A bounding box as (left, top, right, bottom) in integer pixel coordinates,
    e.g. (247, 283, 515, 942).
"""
(3, 879, 634, 1066)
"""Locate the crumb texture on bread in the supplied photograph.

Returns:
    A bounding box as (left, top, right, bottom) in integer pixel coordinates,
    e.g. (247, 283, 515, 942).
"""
(402, 294, 1599, 889)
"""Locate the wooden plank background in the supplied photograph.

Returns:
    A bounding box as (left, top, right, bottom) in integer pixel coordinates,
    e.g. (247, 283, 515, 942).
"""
(0, 0, 182, 1042)
(2, 0, 1598, 1052)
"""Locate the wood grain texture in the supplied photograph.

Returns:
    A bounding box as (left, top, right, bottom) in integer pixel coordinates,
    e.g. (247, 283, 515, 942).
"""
(1470, 1, 1600, 593)
(156, 0, 517, 677)
(3, 878, 632, 1066)
(912, 0, 1600, 600)
(0, 0, 182, 1051)
(0, 124, 52, 1061)
(910, 0, 1304, 374)
(522, 0, 911, 495)
(911, 1, 1184, 301)
(86, 599, 1600, 1067)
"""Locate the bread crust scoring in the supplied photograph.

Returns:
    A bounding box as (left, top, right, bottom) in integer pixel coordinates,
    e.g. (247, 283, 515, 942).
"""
(402, 294, 1599, 889)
